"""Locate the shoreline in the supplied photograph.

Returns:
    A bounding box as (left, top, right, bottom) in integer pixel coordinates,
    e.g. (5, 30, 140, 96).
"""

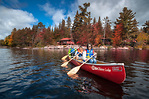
(1, 45, 149, 50)
(17, 45, 149, 50)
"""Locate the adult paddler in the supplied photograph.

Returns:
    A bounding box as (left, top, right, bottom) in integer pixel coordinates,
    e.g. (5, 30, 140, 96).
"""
(83, 43, 97, 63)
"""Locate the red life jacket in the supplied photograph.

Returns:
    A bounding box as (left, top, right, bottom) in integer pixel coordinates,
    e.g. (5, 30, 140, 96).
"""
(77, 49, 83, 57)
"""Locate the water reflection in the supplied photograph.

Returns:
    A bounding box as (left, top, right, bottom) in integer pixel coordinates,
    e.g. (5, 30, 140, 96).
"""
(0, 48, 149, 99)
(96, 49, 149, 63)
(71, 70, 124, 99)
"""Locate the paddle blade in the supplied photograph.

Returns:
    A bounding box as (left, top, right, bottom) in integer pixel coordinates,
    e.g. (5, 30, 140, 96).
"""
(61, 55, 68, 60)
(61, 61, 69, 67)
(67, 66, 81, 76)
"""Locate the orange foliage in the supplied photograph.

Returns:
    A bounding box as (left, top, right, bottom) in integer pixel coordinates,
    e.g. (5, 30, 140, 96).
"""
(112, 23, 123, 47)
(95, 35, 102, 45)
(8, 33, 13, 46)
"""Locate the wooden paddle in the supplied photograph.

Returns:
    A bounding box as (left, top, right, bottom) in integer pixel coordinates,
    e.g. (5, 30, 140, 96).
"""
(61, 50, 75, 60)
(61, 53, 79, 67)
(67, 53, 96, 76)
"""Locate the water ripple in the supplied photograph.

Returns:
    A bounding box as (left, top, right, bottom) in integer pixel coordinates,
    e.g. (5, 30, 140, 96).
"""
(0, 48, 149, 99)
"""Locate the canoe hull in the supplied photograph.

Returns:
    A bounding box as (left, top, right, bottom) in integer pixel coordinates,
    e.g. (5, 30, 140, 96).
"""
(70, 58, 126, 84)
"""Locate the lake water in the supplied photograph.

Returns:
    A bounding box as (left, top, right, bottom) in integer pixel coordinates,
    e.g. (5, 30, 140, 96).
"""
(0, 48, 149, 99)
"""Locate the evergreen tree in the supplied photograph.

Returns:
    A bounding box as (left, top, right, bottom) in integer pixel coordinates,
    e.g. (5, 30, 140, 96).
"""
(66, 16, 72, 38)
(130, 19, 139, 40)
(72, 2, 91, 44)
(143, 20, 149, 34)
(67, 16, 71, 29)
(78, 3, 91, 25)
(72, 10, 79, 33)
(116, 7, 137, 40)
(97, 16, 103, 35)
(103, 16, 112, 39)
(93, 17, 96, 25)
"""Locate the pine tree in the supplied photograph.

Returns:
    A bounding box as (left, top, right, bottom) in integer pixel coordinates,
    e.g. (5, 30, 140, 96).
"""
(93, 17, 96, 25)
(116, 7, 137, 40)
(78, 3, 91, 25)
(72, 2, 91, 44)
(67, 17, 71, 29)
(130, 19, 139, 40)
(66, 17, 72, 38)
(97, 16, 103, 35)
(143, 21, 149, 34)
(103, 16, 112, 39)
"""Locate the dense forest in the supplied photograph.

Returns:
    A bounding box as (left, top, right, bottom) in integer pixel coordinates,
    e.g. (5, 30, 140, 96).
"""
(0, 3, 149, 49)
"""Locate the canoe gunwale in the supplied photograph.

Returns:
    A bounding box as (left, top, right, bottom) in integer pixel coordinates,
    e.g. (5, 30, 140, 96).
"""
(70, 57, 124, 66)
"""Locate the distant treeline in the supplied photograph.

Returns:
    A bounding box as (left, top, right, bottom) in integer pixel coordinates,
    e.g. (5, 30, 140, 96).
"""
(0, 3, 149, 48)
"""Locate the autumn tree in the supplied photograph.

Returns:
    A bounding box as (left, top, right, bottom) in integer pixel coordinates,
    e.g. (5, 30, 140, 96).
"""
(9, 28, 17, 46)
(91, 17, 103, 45)
(33, 22, 45, 46)
(43, 26, 54, 45)
(112, 23, 123, 47)
(92, 23, 102, 45)
(136, 31, 148, 49)
(0, 40, 4, 46)
(95, 16, 103, 46)
(4, 35, 10, 46)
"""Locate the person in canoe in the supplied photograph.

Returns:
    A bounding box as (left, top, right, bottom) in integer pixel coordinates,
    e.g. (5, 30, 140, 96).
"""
(68, 45, 76, 57)
(75, 46, 84, 60)
(83, 43, 97, 63)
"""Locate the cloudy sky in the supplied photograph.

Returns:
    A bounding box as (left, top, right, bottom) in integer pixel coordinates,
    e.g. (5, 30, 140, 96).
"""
(0, 0, 149, 39)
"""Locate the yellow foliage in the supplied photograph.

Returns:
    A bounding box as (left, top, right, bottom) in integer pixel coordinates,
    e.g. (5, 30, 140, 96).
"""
(136, 31, 148, 49)
(4, 32, 14, 46)
(137, 32, 147, 41)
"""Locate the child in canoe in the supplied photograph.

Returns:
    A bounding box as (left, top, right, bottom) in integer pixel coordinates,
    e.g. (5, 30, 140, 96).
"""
(68, 45, 76, 57)
(75, 46, 84, 60)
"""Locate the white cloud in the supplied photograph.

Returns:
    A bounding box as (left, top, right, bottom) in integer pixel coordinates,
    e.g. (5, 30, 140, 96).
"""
(75, 0, 127, 27)
(39, 3, 66, 26)
(52, 10, 66, 25)
(67, 0, 124, 27)
(66, 1, 79, 23)
(70, 0, 149, 28)
(0, 6, 38, 39)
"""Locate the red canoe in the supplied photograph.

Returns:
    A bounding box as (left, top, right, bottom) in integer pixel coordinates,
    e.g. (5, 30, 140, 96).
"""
(69, 57, 126, 84)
